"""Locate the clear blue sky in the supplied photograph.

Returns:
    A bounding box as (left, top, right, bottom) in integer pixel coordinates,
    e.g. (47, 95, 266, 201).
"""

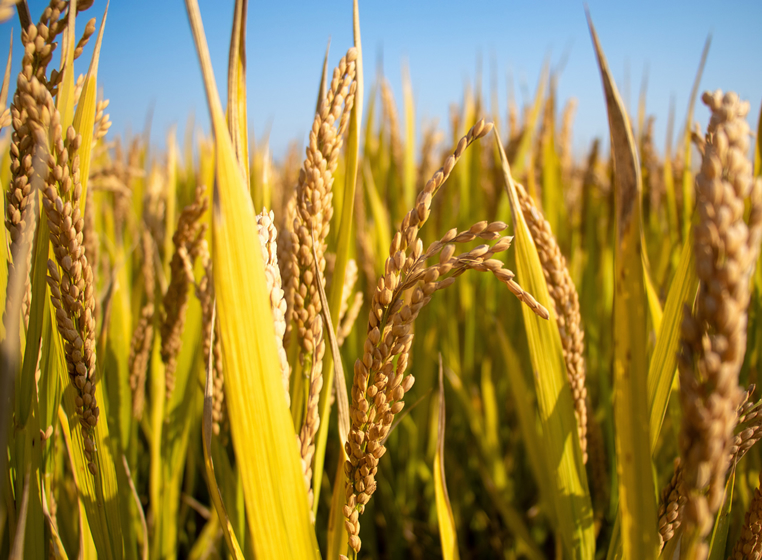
(2, 1, 761, 163)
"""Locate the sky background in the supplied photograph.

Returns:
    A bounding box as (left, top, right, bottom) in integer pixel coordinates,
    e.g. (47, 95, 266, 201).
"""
(1, 1, 761, 164)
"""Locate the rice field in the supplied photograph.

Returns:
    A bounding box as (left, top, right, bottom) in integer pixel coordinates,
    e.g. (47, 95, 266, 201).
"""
(1, 1, 762, 559)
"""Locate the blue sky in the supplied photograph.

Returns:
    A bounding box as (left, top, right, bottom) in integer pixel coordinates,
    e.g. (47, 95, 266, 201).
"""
(1, 1, 761, 163)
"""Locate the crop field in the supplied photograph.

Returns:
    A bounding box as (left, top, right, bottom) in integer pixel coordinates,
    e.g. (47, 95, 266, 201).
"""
(1, 1, 762, 559)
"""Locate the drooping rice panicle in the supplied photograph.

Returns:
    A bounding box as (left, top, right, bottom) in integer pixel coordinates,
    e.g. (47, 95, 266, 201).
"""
(343, 119, 547, 553)
(160, 184, 209, 399)
(729, 392, 762, 467)
(678, 90, 762, 557)
(128, 302, 154, 420)
(287, 46, 358, 507)
(72, 17, 96, 60)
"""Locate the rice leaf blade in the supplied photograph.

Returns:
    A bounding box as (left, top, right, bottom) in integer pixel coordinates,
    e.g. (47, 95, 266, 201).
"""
(642, 252, 663, 334)
(227, 0, 249, 184)
(588, 14, 659, 559)
(647, 233, 697, 450)
(184, 2, 319, 556)
(494, 129, 594, 559)
(71, 3, 109, 209)
(434, 355, 460, 560)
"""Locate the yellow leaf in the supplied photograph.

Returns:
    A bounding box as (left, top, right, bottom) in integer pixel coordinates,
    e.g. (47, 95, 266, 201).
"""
(184, 1, 319, 557)
(434, 355, 459, 560)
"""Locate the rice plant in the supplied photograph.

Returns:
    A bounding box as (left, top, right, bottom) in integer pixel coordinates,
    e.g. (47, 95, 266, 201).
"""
(1, 1, 762, 559)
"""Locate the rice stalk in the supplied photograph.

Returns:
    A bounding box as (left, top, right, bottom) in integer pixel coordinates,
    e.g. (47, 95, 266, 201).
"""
(194, 241, 227, 440)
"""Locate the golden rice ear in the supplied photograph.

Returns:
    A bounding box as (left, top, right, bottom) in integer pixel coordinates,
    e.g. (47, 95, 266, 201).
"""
(679, 90, 760, 558)
(15, 5, 124, 558)
(184, 0, 319, 557)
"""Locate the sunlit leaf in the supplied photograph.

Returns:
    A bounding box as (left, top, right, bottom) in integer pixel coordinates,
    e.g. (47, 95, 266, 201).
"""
(588, 13, 659, 559)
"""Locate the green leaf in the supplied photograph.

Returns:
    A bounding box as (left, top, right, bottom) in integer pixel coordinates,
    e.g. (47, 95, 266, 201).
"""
(71, 3, 109, 211)
(495, 128, 594, 559)
(707, 478, 733, 560)
(647, 233, 697, 451)
(588, 13, 659, 559)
